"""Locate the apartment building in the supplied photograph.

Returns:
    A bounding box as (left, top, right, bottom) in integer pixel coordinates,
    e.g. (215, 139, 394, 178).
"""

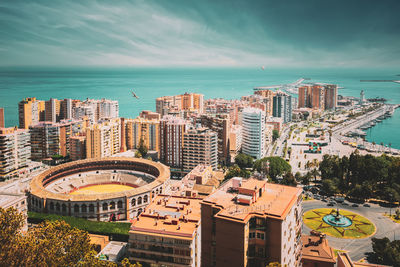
(70, 135, 86, 161)
(85, 119, 120, 159)
(129, 195, 202, 267)
(273, 91, 292, 124)
(229, 124, 242, 155)
(298, 84, 337, 111)
(324, 84, 338, 110)
(183, 127, 218, 172)
(0, 108, 4, 128)
(241, 108, 266, 159)
(125, 117, 160, 152)
(0, 127, 30, 179)
(197, 114, 230, 165)
(253, 89, 275, 116)
(159, 116, 188, 169)
(201, 178, 303, 267)
(18, 97, 44, 129)
(156, 93, 204, 117)
(30, 122, 61, 160)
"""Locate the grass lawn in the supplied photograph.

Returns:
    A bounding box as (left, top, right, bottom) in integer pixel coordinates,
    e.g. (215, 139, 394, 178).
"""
(303, 208, 375, 239)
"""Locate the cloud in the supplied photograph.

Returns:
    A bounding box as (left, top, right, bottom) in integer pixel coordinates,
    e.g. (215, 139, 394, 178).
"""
(0, 0, 399, 67)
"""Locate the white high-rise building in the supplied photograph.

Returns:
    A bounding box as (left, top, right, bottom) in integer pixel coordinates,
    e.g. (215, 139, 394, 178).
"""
(241, 107, 266, 159)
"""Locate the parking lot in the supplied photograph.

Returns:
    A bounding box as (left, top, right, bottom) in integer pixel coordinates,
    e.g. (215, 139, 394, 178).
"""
(302, 197, 400, 261)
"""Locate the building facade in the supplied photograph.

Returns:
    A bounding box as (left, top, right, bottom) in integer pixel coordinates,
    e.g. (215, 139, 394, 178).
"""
(125, 117, 160, 152)
(0, 107, 4, 128)
(273, 91, 292, 124)
(183, 127, 218, 172)
(18, 97, 43, 129)
(201, 178, 303, 267)
(159, 116, 187, 168)
(0, 127, 31, 179)
(197, 114, 230, 165)
(85, 119, 120, 159)
(129, 195, 202, 267)
(241, 108, 266, 159)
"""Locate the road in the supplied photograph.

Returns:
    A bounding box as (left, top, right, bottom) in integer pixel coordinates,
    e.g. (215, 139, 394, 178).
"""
(303, 200, 400, 261)
(270, 126, 291, 157)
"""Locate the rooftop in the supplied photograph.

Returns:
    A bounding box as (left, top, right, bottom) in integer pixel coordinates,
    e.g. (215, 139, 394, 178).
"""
(203, 178, 302, 222)
(130, 195, 202, 240)
(301, 234, 335, 263)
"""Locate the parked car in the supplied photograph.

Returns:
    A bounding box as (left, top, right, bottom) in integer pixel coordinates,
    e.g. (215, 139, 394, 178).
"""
(327, 203, 334, 207)
(352, 204, 359, 207)
(321, 198, 328, 202)
(363, 203, 371, 207)
(342, 202, 349, 206)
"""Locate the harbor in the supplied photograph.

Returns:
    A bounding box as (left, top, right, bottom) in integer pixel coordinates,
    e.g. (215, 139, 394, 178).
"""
(332, 104, 400, 155)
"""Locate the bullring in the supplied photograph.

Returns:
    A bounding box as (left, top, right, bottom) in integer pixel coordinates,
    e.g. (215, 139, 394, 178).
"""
(29, 157, 170, 221)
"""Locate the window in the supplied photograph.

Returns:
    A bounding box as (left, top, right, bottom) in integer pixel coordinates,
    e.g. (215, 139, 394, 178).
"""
(56, 203, 60, 211)
(61, 204, 67, 213)
(138, 197, 142, 205)
(110, 202, 115, 209)
(89, 204, 95, 212)
(144, 195, 148, 203)
(103, 203, 108, 211)
(81, 204, 87, 213)
(132, 198, 136, 207)
(74, 204, 79, 213)
(117, 201, 123, 209)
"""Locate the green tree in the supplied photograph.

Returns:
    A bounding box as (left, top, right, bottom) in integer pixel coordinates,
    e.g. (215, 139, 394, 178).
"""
(224, 165, 250, 180)
(281, 172, 297, 187)
(234, 153, 254, 169)
(272, 130, 280, 141)
(138, 139, 148, 158)
(253, 157, 291, 180)
(368, 237, 400, 266)
(0, 207, 117, 267)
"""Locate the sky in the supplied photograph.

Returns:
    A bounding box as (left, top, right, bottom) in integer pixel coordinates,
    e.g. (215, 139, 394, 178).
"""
(0, 0, 399, 68)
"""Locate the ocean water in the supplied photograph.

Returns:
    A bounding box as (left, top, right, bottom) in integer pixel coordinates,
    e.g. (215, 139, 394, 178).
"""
(0, 67, 399, 148)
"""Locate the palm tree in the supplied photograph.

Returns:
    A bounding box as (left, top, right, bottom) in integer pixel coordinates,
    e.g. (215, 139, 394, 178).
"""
(380, 142, 384, 154)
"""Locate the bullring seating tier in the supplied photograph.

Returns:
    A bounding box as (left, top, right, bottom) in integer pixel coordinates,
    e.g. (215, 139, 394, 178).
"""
(45, 170, 149, 194)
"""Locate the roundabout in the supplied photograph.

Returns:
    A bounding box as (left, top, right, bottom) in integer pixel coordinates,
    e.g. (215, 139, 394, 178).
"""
(303, 208, 376, 239)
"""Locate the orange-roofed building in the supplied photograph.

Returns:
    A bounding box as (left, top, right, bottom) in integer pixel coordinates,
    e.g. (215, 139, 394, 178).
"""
(301, 234, 336, 267)
(337, 252, 390, 267)
(129, 195, 202, 266)
(201, 177, 303, 267)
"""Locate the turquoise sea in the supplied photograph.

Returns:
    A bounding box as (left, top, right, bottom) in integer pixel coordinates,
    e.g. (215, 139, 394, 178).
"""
(0, 67, 399, 148)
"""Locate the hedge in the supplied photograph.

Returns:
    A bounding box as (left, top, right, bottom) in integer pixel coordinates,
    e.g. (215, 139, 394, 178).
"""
(28, 211, 131, 242)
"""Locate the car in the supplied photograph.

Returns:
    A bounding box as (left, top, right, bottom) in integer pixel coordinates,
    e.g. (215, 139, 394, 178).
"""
(352, 204, 359, 207)
(327, 203, 334, 207)
(321, 198, 328, 202)
(342, 202, 349, 206)
(314, 196, 321, 200)
(363, 203, 371, 207)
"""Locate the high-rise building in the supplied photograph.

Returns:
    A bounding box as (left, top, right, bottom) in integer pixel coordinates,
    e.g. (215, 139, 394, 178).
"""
(229, 124, 242, 155)
(29, 122, 60, 160)
(198, 114, 230, 165)
(60, 98, 73, 120)
(324, 85, 337, 110)
(29, 120, 83, 160)
(70, 136, 86, 161)
(0, 108, 4, 128)
(45, 98, 60, 123)
(129, 195, 202, 266)
(0, 127, 31, 179)
(311, 85, 325, 110)
(273, 91, 292, 124)
(360, 90, 365, 105)
(299, 84, 336, 110)
(156, 93, 204, 117)
(183, 127, 218, 172)
(85, 119, 120, 159)
(159, 115, 187, 168)
(201, 178, 303, 267)
(139, 110, 161, 120)
(18, 97, 42, 129)
(125, 117, 160, 152)
(241, 108, 266, 159)
(73, 105, 95, 124)
(253, 89, 275, 116)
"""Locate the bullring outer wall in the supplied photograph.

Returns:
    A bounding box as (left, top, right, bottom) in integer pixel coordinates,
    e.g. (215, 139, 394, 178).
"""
(29, 157, 170, 221)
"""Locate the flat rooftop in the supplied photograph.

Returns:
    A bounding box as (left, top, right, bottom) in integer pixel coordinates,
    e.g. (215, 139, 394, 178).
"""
(203, 178, 302, 222)
(130, 195, 202, 240)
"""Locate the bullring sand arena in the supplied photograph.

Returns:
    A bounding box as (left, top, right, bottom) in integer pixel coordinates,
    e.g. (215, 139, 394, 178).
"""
(29, 157, 170, 221)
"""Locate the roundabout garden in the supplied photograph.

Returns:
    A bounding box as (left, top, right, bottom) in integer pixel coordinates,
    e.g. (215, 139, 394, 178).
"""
(303, 208, 376, 239)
